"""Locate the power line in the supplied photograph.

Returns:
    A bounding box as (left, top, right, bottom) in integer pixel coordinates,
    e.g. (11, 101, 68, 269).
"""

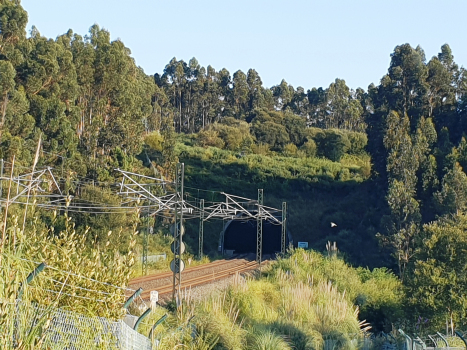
(1, 165, 284, 227)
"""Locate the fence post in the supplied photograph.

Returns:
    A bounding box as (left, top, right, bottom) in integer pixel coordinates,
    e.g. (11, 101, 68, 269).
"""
(455, 331, 467, 348)
(134, 308, 152, 331)
(399, 329, 413, 350)
(124, 288, 142, 309)
(148, 314, 167, 339)
(0, 158, 4, 198)
(18, 262, 46, 299)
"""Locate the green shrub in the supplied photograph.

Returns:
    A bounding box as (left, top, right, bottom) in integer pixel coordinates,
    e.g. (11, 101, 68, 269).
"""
(252, 121, 290, 151)
(320, 129, 351, 162)
(347, 131, 368, 155)
(198, 129, 225, 149)
(283, 143, 298, 157)
(145, 131, 164, 151)
(251, 143, 271, 156)
(282, 112, 307, 146)
(300, 138, 317, 158)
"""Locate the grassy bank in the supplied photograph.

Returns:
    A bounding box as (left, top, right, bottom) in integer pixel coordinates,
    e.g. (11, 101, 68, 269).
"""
(145, 248, 404, 350)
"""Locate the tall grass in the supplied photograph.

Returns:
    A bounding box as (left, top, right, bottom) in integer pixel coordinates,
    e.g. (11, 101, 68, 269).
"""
(165, 251, 376, 350)
(0, 176, 138, 348)
(0, 250, 54, 349)
(158, 249, 405, 350)
(247, 328, 292, 350)
(195, 291, 247, 349)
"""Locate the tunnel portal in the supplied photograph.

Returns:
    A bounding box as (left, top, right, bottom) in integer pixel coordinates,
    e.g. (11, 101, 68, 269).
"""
(221, 215, 292, 255)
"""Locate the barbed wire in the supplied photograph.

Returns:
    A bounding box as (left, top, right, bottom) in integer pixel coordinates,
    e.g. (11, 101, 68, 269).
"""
(40, 288, 107, 303)
(19, 258, 136, 292)
(44, 276, 124, 297)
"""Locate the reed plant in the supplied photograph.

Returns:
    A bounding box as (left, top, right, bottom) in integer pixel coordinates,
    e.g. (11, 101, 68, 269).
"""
(195, 291, 247, 350)
(269, 249, 404, 332)
(0, 227, 130, 349)
(0, 249, 54, 349)
(0, 174, 139, 348)
(246, 328, 292, 350)
(142, 248, 403, 350)
(181, 262, 368, 350)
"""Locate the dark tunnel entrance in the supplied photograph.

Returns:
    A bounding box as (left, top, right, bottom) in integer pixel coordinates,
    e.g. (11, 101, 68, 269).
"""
(221, 216, 292, 255)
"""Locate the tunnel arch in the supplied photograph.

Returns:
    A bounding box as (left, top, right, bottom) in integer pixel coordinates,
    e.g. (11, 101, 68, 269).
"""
(221, 213, 293, 255)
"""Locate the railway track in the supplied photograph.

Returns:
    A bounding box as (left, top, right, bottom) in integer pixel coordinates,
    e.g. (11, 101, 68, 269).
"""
(130, 258, 230, 284)
(129, 258, 260, 300)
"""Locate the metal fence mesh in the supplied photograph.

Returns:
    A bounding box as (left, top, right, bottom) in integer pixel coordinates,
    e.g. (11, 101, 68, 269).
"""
(15, 301, 152, 350)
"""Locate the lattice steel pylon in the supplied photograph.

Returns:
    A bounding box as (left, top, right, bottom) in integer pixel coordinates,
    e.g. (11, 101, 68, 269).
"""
(142, 206, 151, 276)
(0, 167, 67, 208)
(172, 163, 185, 302)
(198, 199, 204, 259)
(256, 189, 263, 265)
(281, 202, 287, 254)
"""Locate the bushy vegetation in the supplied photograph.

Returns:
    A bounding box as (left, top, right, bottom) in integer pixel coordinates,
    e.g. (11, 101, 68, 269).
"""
(406, 214, 467, 331)
(145, 249, 404, 350)
(0, 202, 138, 348)
(0, 210, 136, 319)
(193, 113, 369, 163)
(178, 141, 370, 185)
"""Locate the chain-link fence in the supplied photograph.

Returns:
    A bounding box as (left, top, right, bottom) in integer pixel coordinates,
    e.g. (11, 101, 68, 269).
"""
(14, 300, 152, 350)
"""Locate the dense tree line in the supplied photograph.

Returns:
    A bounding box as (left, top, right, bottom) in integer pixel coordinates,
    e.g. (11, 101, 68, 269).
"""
(0, 0, 174, 181)
(155, 59, 367, 133)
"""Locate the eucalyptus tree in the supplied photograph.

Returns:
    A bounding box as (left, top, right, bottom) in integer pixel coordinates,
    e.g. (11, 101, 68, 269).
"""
(0, 0, 28, 66)
(435, 160, 467, 216)
(232, 70, 248, 119)
(307, 87, 327, 127)
(202, 65, 224, 127)
(415, 117, 439, 218)
(217, 67, 233, 119)
(0, 59, 15, 141)
(271, 79, 294, 110)
(380, 44, 429, 128)
(161, 58, 188, 132)
(289, 86, 309, 117)
(325, 78, 364, 131)
(383, 111, 421, 280)
(246, 68, 263, 111)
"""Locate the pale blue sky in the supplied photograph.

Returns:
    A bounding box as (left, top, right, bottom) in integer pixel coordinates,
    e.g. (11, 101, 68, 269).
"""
(21, 0, 467, 91)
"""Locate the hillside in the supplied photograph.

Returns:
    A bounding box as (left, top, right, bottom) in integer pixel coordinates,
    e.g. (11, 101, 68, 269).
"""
(174, 138, 388, 268)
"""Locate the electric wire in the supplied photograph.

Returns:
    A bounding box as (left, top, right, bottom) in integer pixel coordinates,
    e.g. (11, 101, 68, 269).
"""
(1, 166, 285, 222)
